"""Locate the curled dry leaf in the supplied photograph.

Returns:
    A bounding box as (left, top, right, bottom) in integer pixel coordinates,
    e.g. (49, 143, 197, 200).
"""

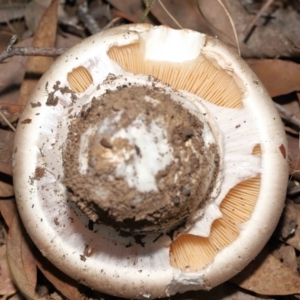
(6, 216, 37, 300)
(0, 245, 17, 297)
(231, 248, 300, 295)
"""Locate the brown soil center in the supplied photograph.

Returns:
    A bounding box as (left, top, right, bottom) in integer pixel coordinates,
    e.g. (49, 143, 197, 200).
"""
(63, 85, 219, 235)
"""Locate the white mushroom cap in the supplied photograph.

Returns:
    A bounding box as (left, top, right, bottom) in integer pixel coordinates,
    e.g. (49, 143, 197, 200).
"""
(13, 24, 288, 299)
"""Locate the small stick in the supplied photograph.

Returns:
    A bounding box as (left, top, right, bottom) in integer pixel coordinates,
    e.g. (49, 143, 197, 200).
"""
(101, 17, 122, 31)
(0, 45, 68, 63)
(242, 0, 273, 42)
(0, 110, 16, 132)
(140, 0, 156, 23)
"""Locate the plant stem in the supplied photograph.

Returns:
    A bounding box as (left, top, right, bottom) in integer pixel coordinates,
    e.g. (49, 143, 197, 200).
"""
(140, 0, 156, 23)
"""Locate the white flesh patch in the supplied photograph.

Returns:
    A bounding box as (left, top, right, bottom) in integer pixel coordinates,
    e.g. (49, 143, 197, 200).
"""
(140, 26, 206, 63)
(110, 115, 173, 193)
(78, 110, 174, 193)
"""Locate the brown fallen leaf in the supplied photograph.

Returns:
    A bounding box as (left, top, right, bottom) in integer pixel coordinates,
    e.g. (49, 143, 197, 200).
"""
(35, 251, 84, 300)
(0, 175, 14, 198)
(6, 216, 37, 300)
(18, 0, 59, 109)
(247, 59, 300, 98)
(0, 245, 17, 297)
(230, 248, 300, 295)
(0, 199, 18, 229)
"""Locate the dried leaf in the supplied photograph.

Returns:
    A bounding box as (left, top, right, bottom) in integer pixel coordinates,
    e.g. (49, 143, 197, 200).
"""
(0, 129, 14, 175)
(35, 251, 83, 300)
(272, 244, 297, 274)
(247, 59, 300, 97)
(0, 199, 18, 228)
(0, 177, 14, 198)
(18, 0, 59, 108)
(231, 248, 300, 295)
(0, 245, 17, 296)
(6, 216, 37, 300)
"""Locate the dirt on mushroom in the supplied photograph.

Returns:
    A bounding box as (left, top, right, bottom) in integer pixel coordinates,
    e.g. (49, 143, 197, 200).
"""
(63, 85, 220, 236)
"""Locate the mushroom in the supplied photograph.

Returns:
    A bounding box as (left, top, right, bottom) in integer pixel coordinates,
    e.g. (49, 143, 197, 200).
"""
(13, 24, 288, 299)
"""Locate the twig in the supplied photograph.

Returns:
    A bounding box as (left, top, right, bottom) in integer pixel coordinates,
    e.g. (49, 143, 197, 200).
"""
(275, 103, 300, 129)
(78, 1, 101, 34)
(140, 0, 156, 23)
(0, 16, 121, 64)
(242, 0, 273, 42)
(0, 46, 68, 63)
(0, 110, 16, 131)
(111, 9, 139, 23)
(7, 34, 17, 51)
(101, 17, 122, 32)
